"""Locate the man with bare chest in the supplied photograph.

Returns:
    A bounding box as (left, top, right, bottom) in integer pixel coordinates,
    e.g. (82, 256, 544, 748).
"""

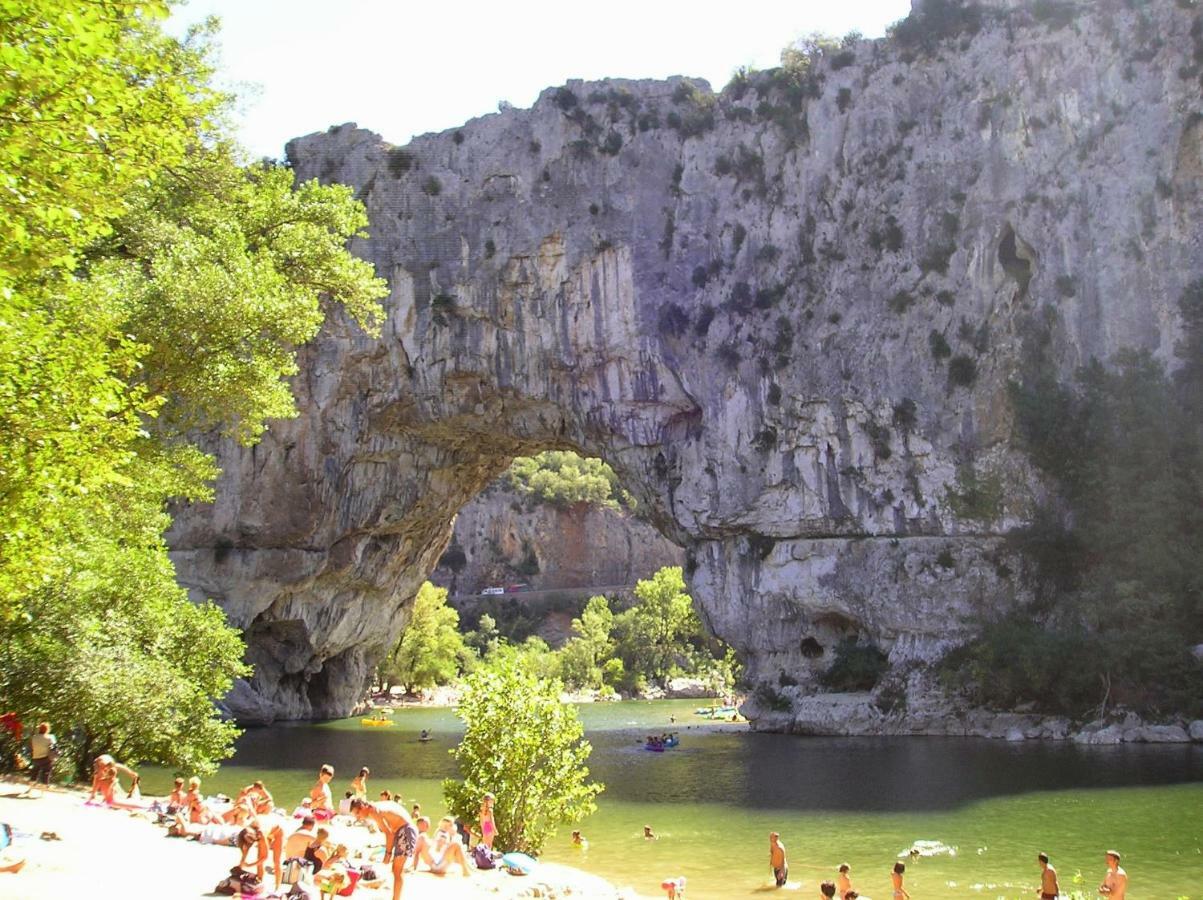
(1036, 852, 1060, 899)
(1099, 850, 1127, 900)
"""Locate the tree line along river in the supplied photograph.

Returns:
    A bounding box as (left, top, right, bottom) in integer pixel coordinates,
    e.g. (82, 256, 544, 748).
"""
(142, 700, 1203, 898)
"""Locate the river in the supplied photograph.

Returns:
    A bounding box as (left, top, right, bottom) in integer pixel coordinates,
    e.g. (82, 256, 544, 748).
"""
(143, 700, 1203, 898)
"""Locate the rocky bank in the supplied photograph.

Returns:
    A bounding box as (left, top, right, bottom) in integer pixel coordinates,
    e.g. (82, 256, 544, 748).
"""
(168, 0, 1203, 725)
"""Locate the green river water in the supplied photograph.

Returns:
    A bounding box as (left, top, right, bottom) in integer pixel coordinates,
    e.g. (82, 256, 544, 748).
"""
(143, 700, 1203, 898)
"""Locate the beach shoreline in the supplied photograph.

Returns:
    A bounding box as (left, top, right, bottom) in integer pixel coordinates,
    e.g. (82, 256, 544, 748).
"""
(0, 778, 643, 899)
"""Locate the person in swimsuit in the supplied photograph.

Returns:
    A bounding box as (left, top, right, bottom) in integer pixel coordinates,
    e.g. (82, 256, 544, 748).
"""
(166, 777, 187, 812)
(892, 861, 910, 899)
(350, 798, 417, 900)
(424, 818, 471, 876)
(88, 754, 138, 804)
(350, 767, 369, 800)
(1099, 850, 1127, 899)
(479, 793, 496, 849)
(769, 832, 788, 887)
(837, 863, 852, 897)
(237, 814, 287, 890)
(309, 764, 335, 819)
(1037, 851, 1060, 899)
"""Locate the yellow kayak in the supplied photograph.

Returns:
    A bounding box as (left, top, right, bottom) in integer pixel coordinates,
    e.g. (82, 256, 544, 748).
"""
(360, 718, 393, 727)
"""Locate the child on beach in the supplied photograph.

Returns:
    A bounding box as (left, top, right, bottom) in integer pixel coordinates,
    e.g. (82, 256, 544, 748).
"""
(837, 863, 852, 896)
(350, 766, 369, 799)
(892, 861, 910, 900)
(309, 764, 335, 819)
(479, 793, 496, 849)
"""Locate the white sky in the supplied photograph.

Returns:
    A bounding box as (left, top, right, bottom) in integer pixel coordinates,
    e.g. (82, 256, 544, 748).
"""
(170, 1, 912, 160)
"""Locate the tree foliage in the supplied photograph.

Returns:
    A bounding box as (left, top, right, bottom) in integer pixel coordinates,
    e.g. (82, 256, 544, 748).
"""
(378, 583, 467, 693)
(504, 450, 634, 510)
(443, 664, 603, 854)
(0, 1, 388, 773)
(616, 566, 702, 685)
(949, 299, 1203, 718)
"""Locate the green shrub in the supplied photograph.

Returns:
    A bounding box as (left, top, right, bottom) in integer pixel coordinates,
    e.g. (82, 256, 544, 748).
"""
(929, 330, 952, 359)
(820, 638, 889, 692)
(755, 682, 793, 711)
(387, 147, 414, 177)
(947, 354, 978, 386)
(420, 175, 442, 196)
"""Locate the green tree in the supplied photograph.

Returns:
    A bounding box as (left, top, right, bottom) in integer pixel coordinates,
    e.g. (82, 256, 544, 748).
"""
(0, 1, 388, 775)
(443, 663, 603, 854)
(379, 583, 466, 693)
(504, 450, 634, 510)
(557, 596, 614, 690)
(620, 567, 700, 685)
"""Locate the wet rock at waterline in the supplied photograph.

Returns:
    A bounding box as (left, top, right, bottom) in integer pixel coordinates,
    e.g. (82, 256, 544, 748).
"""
(168, 0, 1203, 723)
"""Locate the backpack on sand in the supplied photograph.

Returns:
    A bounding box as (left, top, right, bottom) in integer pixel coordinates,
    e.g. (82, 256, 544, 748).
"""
(472, 843, 496, 869)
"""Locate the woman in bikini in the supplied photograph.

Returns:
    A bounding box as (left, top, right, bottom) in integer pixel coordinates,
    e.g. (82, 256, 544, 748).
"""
(891, 861, 910, 900)
(479, 793, 497, 850)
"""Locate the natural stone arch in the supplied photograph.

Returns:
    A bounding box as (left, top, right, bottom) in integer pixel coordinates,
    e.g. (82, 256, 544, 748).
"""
(168, 4, 1201, 722)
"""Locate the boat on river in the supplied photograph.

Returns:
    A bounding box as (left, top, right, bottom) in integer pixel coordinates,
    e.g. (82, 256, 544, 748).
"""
(695, 705, 738, 718)
(361, 711, 394, 727)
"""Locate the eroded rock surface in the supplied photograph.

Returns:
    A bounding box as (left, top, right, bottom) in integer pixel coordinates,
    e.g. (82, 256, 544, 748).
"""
(169, 0, 1203, 722)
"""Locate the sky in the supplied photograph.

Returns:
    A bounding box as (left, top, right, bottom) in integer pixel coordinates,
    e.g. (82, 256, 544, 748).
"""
(170, 1, 913, 160)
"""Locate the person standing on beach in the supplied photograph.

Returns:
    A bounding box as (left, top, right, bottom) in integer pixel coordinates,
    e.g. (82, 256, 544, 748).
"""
(479, 792, 497, 849)
(350, 798, 417, 900)
(1099, 850, 1127, 899)
(769, 832, 788, 887)
(892, 861, 910, 900)
(1036, 851, 1060, 899)
(28, 722, 55, 786)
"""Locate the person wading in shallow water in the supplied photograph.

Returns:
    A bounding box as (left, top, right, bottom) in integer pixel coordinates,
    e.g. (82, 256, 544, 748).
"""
(1036, 851, 1060, 899)
(769, 831, 788, 887)
(1099, 850, 1127, 900)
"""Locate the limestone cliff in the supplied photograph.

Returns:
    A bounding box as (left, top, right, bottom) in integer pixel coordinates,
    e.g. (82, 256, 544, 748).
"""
(168, 0, 1203, 723)
(429, 486, 682, 596)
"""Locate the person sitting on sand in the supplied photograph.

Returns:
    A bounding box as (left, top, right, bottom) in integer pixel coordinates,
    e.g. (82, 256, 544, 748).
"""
(238, 780, 274, 815)
(309, 764, 335, 819)
(349, 798, 417, 900)
(408, 816, 432, 872)
(350, 767, 369, 800)
(892, 861, 910, 900)
(1099, 850, 1127, 899)
(166, 777, 187, 813)
(284, 816, 317, 861)
(837, 863, 852, 897)
(427, 818, 472, 876)
(306, 826, 336, 874)
(315, 848, 356, 899)
(769, 832, 788, 887)
(1037, 851, 1059, 899)
(821, 882, 837, 898)
(88, 754, 138, 805)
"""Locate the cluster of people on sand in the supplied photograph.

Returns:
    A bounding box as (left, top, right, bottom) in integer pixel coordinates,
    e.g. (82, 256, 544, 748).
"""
(764, 834, 1129, 900)
(63, 754, 503, 899)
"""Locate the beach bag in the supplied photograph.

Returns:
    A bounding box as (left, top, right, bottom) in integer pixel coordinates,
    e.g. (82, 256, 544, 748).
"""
(472, 843, 496, 869)
(239, 871, 262, 893)
(214, 876, 238, 895)
(282, 857, 310, 885)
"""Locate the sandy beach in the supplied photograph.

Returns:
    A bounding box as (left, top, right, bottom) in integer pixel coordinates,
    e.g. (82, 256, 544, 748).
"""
(0, 779, 640, 899)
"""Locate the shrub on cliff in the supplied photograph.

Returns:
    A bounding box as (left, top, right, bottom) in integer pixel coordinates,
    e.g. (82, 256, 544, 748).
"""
(820, 638, 889, 692)
(505, 450, 635, 510)
(443, 663, 603, 854)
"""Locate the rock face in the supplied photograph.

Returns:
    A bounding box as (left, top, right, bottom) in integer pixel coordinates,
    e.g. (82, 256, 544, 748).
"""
(429, 485, 682, 596)
(168, 0, 1203, 722)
